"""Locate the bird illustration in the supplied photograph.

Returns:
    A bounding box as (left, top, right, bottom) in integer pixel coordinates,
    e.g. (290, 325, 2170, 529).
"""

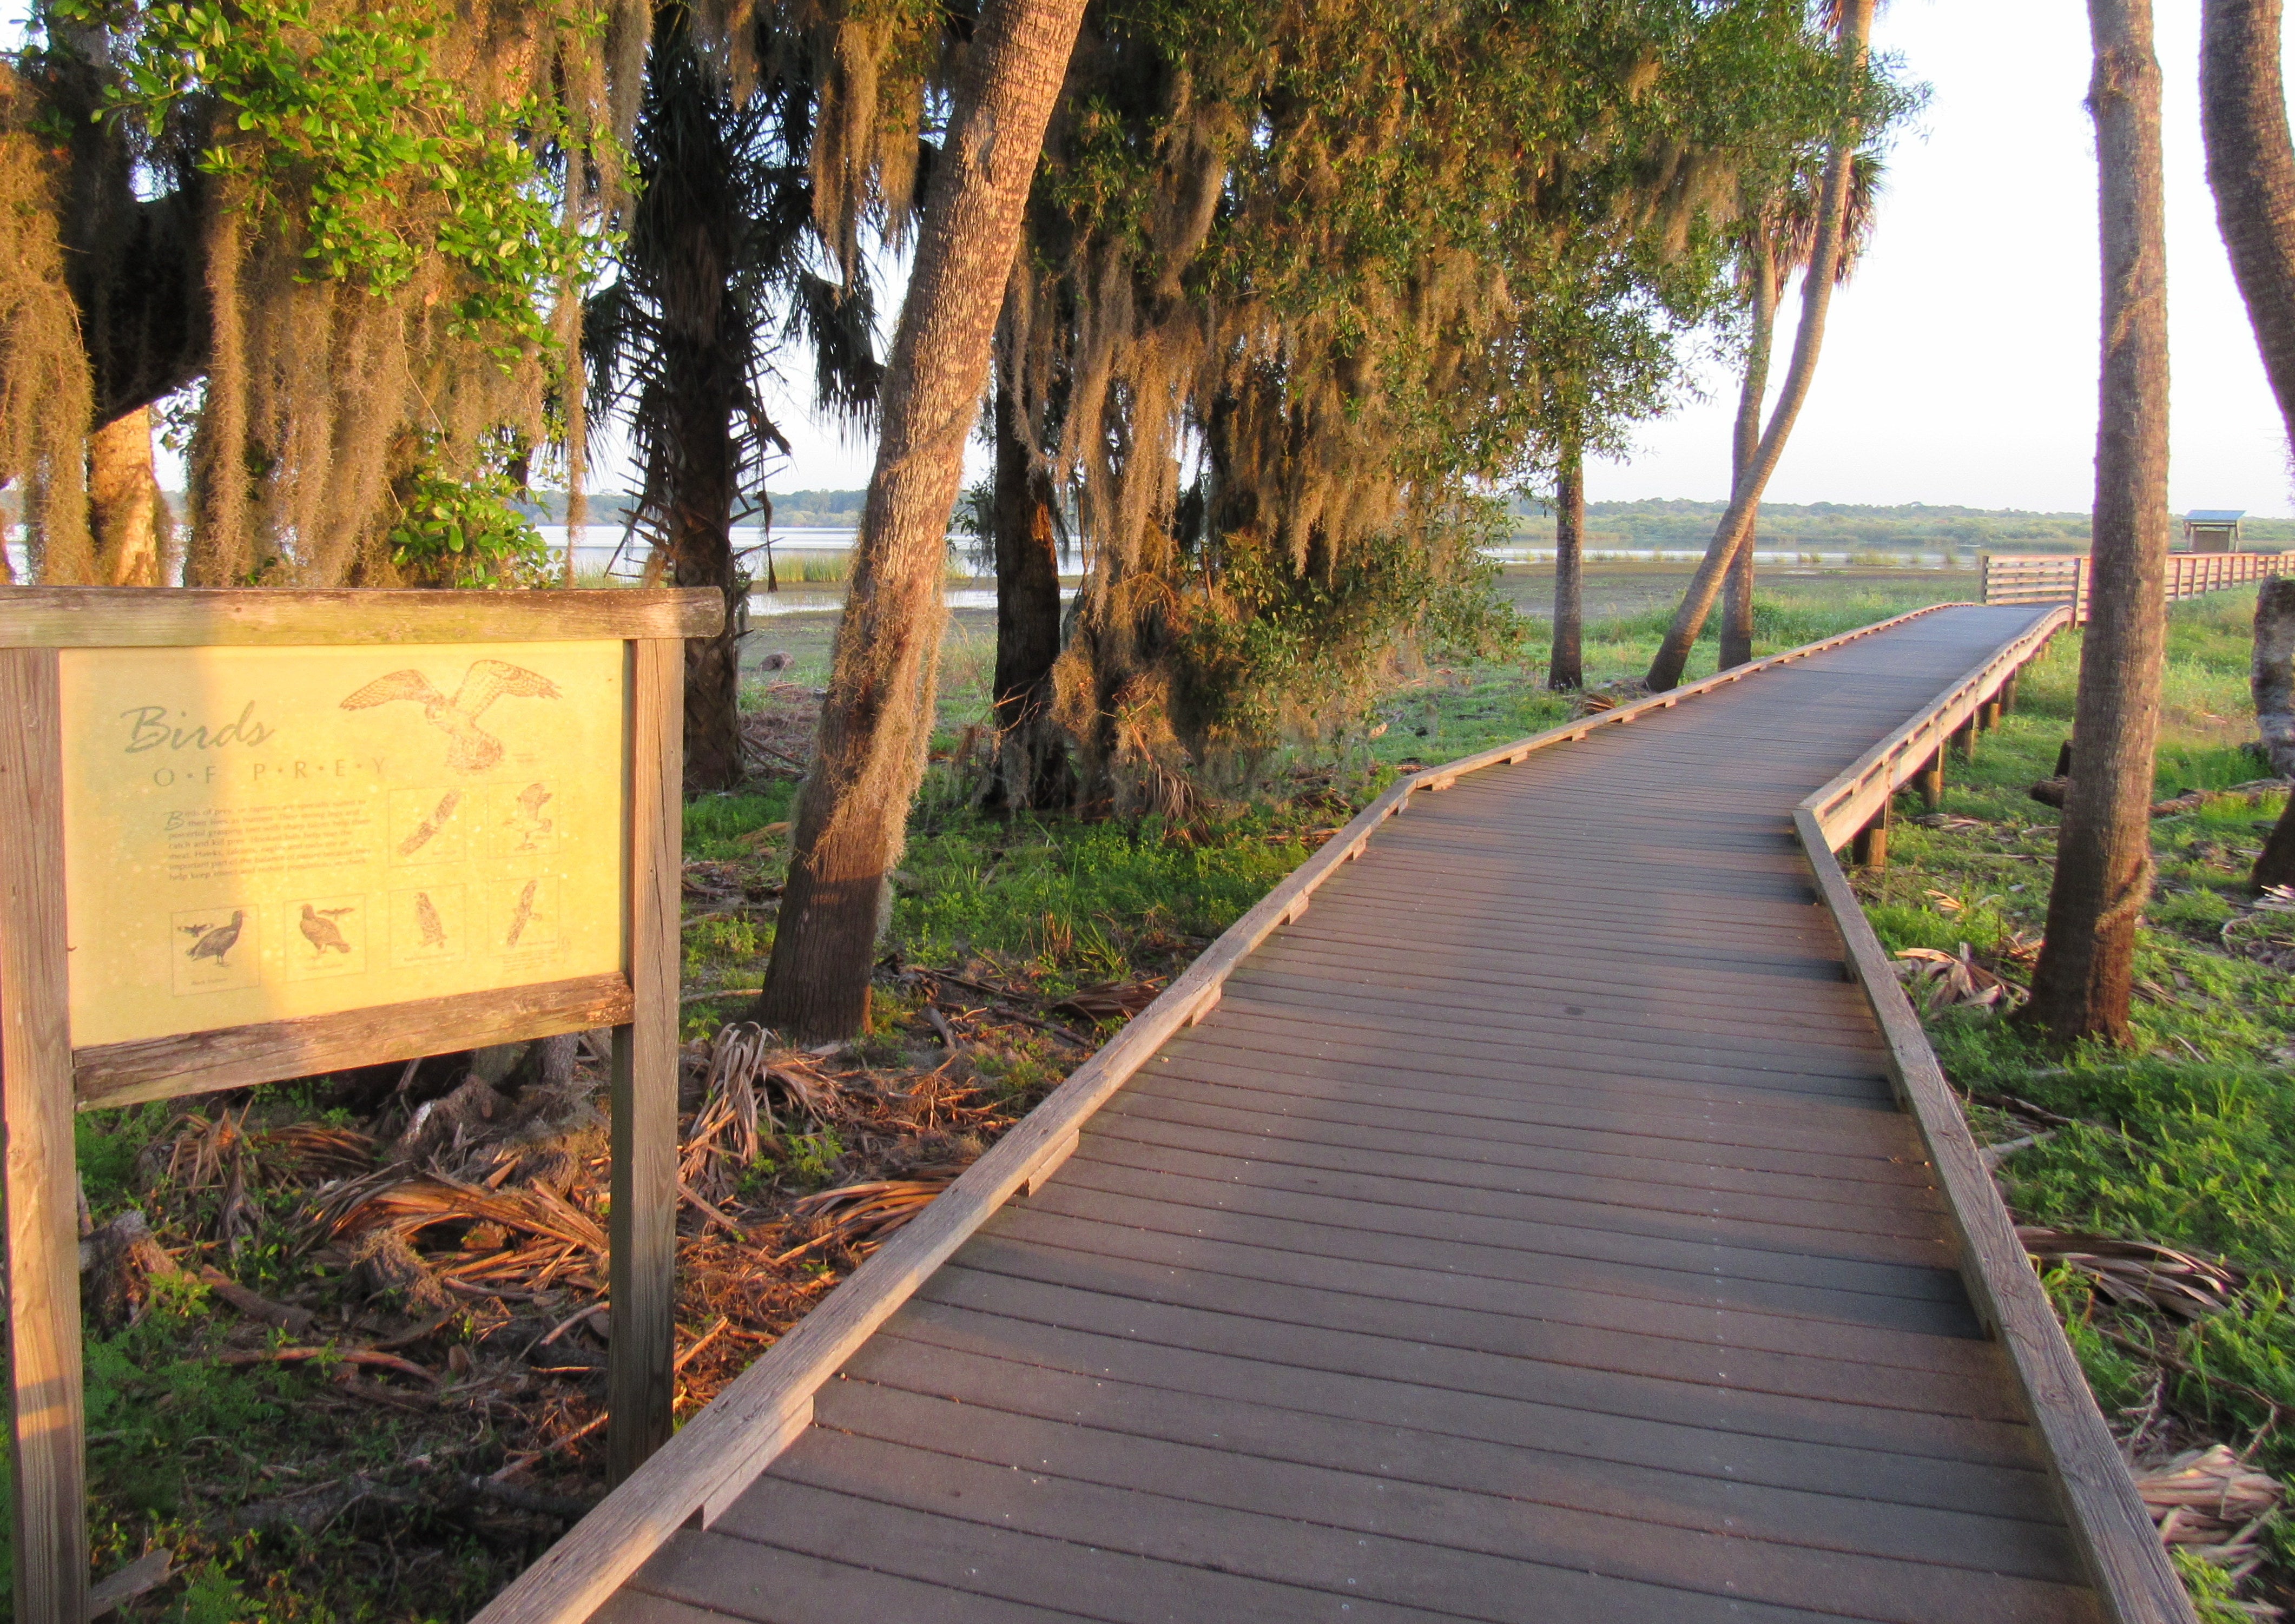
(504, 880, 538, 948)
(299, 903, 354, 957)
(414, 891, 447, 949)
(397, 790, 463, 857)
(184, 911, 246, 967)
(340, 661, 562, 773)
(509, 782, 553, 850)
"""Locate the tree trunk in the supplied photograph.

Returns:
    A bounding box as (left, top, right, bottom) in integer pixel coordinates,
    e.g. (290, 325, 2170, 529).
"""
(87, 406, 166, 586)
(984, 357, 1071, 808)
(1645, 1, 1874, 693)
(634, 5, 747, 794)
(1548, 443, 1585, 690)
(2202, 0, 2295, 435)
(2251, 579, 2295, 886)
(2022, 0, 2171, 1045)
(1719, 235, 1780, 671)
(756, 0, 1090, 1041)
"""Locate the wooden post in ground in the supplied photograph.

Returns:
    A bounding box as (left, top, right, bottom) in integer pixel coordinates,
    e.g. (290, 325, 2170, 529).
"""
(1917, 750, 1945, 811)
(0, 649, 89, 1624)
(1852, 801, 1891, 869)
(609, 638, 683, 1483)
(1955, 717, 1979, 764)
(2003, 668, 2021, 712)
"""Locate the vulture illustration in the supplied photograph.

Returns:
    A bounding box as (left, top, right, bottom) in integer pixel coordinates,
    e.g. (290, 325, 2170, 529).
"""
(340, 661, 561, 773)
(414, 891, 447, 949)
(183, 911, 246, 967)
(299, 903, 354, 956)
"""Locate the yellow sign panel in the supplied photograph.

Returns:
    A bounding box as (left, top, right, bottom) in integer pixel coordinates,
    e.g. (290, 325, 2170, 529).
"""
(59, 641, 626, 1048)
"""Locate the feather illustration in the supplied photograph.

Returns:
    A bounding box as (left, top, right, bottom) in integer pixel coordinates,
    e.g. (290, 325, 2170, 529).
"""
(340, 661, 560, 773)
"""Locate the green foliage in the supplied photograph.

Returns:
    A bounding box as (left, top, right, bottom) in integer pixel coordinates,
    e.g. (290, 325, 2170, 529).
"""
(62, 0, 614, 357)
(1178, 514, 1526, 752)
(388, 447, 553, 587)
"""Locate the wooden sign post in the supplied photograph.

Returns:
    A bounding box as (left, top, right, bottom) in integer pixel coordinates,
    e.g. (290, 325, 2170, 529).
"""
(0, 587, 722, 1622)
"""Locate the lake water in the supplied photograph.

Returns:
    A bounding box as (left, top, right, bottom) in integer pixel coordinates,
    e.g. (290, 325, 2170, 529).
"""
(4, 527, 1965, 586)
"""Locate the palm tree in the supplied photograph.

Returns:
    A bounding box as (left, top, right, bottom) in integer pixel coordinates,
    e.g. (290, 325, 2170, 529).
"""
(1718, 153, 1882, 669)
(2198, 0, 2295, 887)
(757, 0, 1092, 1040)
(588, 1, 882, 791)
(1645, 0, 1877, 692)
(2021, 0, 2170, 1044)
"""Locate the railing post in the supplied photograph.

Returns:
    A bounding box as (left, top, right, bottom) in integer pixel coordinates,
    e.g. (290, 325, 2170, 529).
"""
(1852, 801, 1890, 870)
(1917, 749, 1944, 811)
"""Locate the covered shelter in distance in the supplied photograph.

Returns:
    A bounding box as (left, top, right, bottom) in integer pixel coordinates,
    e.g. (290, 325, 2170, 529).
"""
(2184, 509, 2247, 551)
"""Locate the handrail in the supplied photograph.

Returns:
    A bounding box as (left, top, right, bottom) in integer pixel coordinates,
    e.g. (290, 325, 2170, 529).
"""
(1793, 617, 2196, 1624)
(472, 598, 2032, 1624)
(1806, 604, 2071, 849)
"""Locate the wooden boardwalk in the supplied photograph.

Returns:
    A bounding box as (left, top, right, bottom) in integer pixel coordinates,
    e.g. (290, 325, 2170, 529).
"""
(521, 605, 2180, 1624)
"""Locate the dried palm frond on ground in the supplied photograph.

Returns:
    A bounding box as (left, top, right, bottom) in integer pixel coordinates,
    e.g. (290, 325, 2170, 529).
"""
(2138, 1446, 2284, 1581)
(1892, 944, 2020, 1013)
(2020, 1228, 2244, 1321)
(776, 1172, 961, 1265)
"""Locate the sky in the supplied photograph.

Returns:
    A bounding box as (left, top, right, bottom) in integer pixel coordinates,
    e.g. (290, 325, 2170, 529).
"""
(747, 1, 2295, 518)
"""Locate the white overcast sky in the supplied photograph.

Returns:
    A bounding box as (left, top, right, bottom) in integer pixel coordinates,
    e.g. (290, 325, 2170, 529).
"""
(759, 1, 2295, 517)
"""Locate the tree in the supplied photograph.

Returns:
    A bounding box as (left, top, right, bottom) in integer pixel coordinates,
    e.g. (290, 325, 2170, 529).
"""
(2198, 0, 2295, 889)
(1550, 443, 1587, 690)
(1717, 153, 1882, 670)
(4, 0, 637, 586)
(588, 1, 886, 790)
(756, 0, 1092, 1040)
(990, 0, 1854, 804)
(984, 272, 1073, 809)
(2021, 0, 2170, 1044)
(1644, 0, 1879, 692)
(1530, 254, 1709, 694)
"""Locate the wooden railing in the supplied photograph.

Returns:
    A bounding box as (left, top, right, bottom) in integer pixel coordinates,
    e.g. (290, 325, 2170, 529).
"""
(1796, 604, 2193, 1624)
(1981, 551, 2283, 622)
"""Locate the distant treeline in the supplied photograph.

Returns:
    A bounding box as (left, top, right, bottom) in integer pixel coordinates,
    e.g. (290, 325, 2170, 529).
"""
(513, 489, 867, 528)
(1504, 498, 2295, 553)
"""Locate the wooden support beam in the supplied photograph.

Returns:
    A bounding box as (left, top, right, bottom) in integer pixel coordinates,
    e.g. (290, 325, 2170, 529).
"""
(609, 639, 682, 1484)
(1954, 717, 1978, 764)
(1851, 812, 1889, 870)
(0, 648, 89, 1624)
(2002, 669, 2020, 713)
(1979, 698, 2002, 732)
(1916, 750, 1944, 811)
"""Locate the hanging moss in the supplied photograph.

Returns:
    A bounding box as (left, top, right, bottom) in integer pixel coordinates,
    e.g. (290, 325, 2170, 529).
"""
(999, 0, 1873, 800)
(0, 63, 94, 584)
(10, 0, 647, 585)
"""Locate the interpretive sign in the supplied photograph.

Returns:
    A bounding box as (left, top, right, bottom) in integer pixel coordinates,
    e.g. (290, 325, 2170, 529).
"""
(61, 641, 625, 1046)
(0, 589, 721, 1623)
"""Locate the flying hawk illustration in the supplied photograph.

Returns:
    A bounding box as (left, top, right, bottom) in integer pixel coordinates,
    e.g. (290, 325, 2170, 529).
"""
(183, 911, 246, 967)
(340, 661, 561, 773)
(397, 790, 463, 857)
(505, 880, 539, 948)
(299, 903, 354, 956)
(414, 891, 447, 949)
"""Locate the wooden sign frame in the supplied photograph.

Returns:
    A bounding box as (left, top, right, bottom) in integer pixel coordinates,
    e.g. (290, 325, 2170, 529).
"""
(0, 586, 723, 1622)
